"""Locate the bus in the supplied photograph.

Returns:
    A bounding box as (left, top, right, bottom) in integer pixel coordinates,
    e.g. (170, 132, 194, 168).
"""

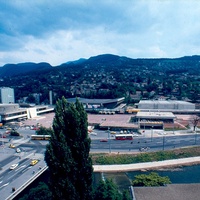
(115, 134, 134, 140)
(31, 135, 51, 140)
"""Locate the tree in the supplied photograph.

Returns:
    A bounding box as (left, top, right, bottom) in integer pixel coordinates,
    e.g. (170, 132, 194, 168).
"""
(93, 179, 131, 200)
(45, 97, 93, 200)
(19, 182, 52, 200)
(190, 115, 200, 131)
(36, 126, 53, 135)
(122, 190, 132, 200)
(132, 172, 171, 187)
(26, 94, 36, 103)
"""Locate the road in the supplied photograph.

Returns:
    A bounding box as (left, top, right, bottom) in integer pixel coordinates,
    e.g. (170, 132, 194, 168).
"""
(89, 129, 200, 153)
(0, 127, 199, 199)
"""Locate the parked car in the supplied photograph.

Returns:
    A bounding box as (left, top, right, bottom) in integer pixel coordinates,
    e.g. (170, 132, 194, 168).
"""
(30, 159, 39, 166)
(5, 130, 11, 134)
(10, 163, 19, 170)
(100, 139, 108, 142)
(0, 134, 6, 138)
(31, 126, 40, 130)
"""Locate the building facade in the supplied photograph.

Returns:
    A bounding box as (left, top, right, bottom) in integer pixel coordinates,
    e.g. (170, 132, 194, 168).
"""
(138, 100, 195, 110)
(0, 87, 15, 103)
(0, 103, 54, 124)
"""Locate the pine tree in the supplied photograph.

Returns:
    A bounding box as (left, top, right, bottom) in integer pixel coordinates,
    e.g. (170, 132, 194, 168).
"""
(45, 97, 93, 200)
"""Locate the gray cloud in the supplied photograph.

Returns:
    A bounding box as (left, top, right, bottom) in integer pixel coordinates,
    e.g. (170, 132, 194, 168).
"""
(0, 0, 200, 66)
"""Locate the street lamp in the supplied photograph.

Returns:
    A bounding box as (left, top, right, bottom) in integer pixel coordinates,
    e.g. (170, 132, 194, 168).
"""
(162, 135, 165, 151)
(151, 126, 153, 142)
(195, 129, 197, 145)
(108, 127, 111, 153)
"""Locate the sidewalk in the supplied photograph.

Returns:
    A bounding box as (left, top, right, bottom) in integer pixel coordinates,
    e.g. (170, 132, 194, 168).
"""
(93, 156, 200, 172)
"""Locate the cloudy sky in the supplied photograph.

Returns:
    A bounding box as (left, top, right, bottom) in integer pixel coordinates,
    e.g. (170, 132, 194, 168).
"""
(1, 0, 200, 66)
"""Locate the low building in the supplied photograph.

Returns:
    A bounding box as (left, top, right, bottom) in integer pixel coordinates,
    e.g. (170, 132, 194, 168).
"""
(0, 103, 54, 124)
(135, 111, 176, 129)
(138, 100, 195, 111)
(67, 97, 125, 109)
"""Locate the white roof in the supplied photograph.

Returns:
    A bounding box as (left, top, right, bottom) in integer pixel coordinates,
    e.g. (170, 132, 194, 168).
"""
(136, 111, 175, 119)
(139, 100, 194, 105)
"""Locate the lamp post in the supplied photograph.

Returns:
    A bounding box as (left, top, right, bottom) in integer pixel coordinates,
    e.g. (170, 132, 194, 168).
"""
(108, 127, 111, 153)
(151, 126, 153, 142)
(1, 132, 4, 153)
(162, 135, 165, 151)
(195, 129, 197, 145)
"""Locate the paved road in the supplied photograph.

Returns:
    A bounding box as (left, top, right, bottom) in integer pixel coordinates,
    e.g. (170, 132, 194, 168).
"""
(0, 127, 199, 199)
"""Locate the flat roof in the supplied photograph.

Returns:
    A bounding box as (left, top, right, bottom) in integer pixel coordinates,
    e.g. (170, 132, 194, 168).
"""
(67, 97, 125, 104)
(134, 184, 200, 200)
(139, 100, 194, 105)
(136, 112, 175, 119)
(0, 103, 18, 107)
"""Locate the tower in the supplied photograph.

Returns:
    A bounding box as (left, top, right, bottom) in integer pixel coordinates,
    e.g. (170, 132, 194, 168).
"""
(49, 90, 53, 105)
(0, 87, 15, 103)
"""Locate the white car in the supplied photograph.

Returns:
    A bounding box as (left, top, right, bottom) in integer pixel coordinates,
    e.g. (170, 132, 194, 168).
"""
(10, 163, 19, 170)
(16, 148, 21, 153)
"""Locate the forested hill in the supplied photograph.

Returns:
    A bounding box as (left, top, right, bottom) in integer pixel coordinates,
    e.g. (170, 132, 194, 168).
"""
(0, 62, 52, 77)
(0, 54, 199, 104)
(59, 54, 200, 75)
(0, 54, 200, 77)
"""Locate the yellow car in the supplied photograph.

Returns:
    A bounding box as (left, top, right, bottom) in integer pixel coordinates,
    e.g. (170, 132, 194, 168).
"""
(30, 159, 38, 166)
(9, 144, 15, 148)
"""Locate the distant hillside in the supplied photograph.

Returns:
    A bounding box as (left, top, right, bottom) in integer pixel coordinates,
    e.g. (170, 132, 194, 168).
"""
(0, 62, 52, 77)
(0, 53, 199, 103)
(0, 54, 200, 77)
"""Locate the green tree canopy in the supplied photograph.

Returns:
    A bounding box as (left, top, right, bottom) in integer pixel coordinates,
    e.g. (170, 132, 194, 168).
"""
(45, 97, 93, 200)
(36, 126, 53, 135)
(19, 182, 52, 200)
(93, 179, 131, 200)
(132, 172, 171, 187)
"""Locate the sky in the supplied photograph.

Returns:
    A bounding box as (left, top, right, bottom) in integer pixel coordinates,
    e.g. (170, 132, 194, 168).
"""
(1, 0, 200, 66)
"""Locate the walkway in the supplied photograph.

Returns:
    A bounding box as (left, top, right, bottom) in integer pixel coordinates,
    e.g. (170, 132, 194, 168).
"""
(93, 156, 200, 172)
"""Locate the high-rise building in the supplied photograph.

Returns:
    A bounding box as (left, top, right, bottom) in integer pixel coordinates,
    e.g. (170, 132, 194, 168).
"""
(0, 87, 15, 103)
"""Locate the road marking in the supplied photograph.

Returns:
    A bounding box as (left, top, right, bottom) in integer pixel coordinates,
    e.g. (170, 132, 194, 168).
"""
(15, 165, 26, 171)
(0, 182, 9, 189)
(22, 166, 31, 173)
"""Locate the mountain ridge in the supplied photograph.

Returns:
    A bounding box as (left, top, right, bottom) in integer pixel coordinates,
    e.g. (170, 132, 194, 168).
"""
(0, 54, 200, 77)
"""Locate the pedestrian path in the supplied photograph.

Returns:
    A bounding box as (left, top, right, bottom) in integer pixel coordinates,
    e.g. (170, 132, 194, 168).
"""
(93, 156, 200, 172)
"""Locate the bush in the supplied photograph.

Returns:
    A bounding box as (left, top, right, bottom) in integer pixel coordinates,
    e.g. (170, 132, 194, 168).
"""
(92, 147, 200, 165)
(10, 130, 20, 136)
(132, 172, 171, 187)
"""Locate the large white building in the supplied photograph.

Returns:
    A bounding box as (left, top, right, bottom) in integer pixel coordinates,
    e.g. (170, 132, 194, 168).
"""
(0, 87, 15, 103)
(138, 100, 195, 111)
(0, 103, 54, 123)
